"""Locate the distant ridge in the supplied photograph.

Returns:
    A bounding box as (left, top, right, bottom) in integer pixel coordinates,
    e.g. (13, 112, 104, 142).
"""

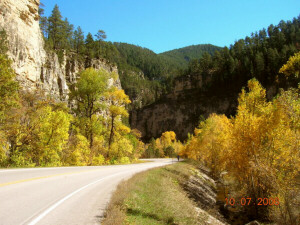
(160, 44, 222, 68)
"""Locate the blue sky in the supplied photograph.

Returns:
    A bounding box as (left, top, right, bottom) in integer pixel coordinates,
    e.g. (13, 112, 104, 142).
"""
(41, 0, 300, 53)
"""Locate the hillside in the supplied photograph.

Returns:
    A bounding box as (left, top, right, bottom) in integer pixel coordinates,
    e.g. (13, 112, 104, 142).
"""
(112, 43, 222, 109)
(160, 44, 222, 68)
(131, 16, 300, 141)
(38, 3, 223, 109)
(112, 43, 183, 108)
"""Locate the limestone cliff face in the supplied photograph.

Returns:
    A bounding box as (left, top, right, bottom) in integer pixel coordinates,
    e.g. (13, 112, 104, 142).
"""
(0, 0, 46, 90)
(0, 0, 121, 101)
(40, 53, 120, 100)
(130, 75, 237, 141)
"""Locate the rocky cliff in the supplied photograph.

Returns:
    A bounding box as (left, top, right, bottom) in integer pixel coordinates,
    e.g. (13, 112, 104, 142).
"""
(130, 74, 238, 141)
(0, 0, 121, 101)
(130, 70, 283, 141)
(0, 0, 46, 90)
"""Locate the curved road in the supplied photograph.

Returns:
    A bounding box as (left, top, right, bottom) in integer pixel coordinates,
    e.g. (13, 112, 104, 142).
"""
(0, 159, 175, 225)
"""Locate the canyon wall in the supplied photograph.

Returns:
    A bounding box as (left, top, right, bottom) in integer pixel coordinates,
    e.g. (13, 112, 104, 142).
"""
(130, 74, 238, 141)
(130, 70, 282, 141)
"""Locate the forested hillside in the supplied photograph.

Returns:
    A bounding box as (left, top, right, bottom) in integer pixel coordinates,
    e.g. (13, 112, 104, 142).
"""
(39, 4, 222, 109)
(112, 43, 178, 109)
(131, 16, 300, 142)
(160, 44, 222, 68)
(180, 18, 300, 92)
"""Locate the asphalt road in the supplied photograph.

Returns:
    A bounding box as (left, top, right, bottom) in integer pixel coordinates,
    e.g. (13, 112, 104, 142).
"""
(0, 158, 175, 225)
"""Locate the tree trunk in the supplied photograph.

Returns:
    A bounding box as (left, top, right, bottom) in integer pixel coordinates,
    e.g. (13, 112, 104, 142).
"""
(88, 131, 94, 165)
(108, 116, 115, 158)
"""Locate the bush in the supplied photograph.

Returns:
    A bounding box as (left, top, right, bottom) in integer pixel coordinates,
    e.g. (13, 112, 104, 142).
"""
(119, 156, 130, 164)
(92, 154, 105, 165)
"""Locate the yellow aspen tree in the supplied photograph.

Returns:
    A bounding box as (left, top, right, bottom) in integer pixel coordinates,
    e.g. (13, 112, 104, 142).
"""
(279, 51, 300, 77)
(155, 137, 164, 157)
(62, 134, 90, 166)
(106, 87, 131, 157)
(268, 89, 300, 224)
(191, 114, 231, 177)
(155, 131, 177, 157)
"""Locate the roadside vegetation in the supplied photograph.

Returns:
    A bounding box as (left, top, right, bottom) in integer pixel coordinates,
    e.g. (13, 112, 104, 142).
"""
(180, 53, 300, 224)
(102, 161, 221, 225)
(143, 131, 183, 158)
(103, 53, 300, 225)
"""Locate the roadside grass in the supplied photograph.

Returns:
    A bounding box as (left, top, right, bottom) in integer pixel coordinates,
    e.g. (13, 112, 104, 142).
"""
(102, 161, 208, 225)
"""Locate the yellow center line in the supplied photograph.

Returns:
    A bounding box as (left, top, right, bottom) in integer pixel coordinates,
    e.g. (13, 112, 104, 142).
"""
(0, 169, 102, 188)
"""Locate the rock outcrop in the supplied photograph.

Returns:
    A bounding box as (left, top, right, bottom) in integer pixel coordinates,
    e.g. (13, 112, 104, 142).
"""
(0, 0, 46, 91)
(0, 0, 121, 101)
(130, 64, 284, 141)
(186, 166, 227, 225)
(130, 74, 237, 141)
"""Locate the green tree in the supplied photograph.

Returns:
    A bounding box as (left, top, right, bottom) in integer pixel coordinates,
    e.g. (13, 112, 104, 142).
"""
(94, 30, 107, 59)
(95, 30, 107, 41)
(0, 55, 19, 121)
(70, 68, 109, 163)
(48, 4, 65, 50)
(85, 32, 95, 58)
(38, 3, 48, 39)
(0, 32, 19, 165)
(0, 32, 19, 123)
(73, 26, 85, 54)
(62, 18, 74, 50)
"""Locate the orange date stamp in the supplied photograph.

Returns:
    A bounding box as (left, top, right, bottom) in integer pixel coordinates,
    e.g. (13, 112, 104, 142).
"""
(225, 197, 280, 206)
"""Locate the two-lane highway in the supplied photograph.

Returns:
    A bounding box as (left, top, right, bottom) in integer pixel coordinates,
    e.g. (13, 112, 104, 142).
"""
(0, 159, 174, 225)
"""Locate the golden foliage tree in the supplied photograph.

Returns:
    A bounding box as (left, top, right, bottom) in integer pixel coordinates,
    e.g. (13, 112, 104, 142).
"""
(154, 131, 178, 157)
(182, 77, 300, 223)
(106, 88, 131, 156)
(279, 51, 300, 77)
(4, 92, 71, 166)
(181, 114, 231, 178)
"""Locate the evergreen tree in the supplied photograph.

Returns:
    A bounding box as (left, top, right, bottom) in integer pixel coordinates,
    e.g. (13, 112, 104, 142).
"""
(48, 4, 65, 50)
(85, 32, 95, 58)
(62, 18, 74, 50)
(95, 30, 107, 41)
(182, 15, 300, 91)
(73, 26, 85, 54)
(38, 3, 48, 39)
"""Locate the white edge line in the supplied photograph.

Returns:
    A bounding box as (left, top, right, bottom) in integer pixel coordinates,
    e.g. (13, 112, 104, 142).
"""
(27, 171, 129, 225)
